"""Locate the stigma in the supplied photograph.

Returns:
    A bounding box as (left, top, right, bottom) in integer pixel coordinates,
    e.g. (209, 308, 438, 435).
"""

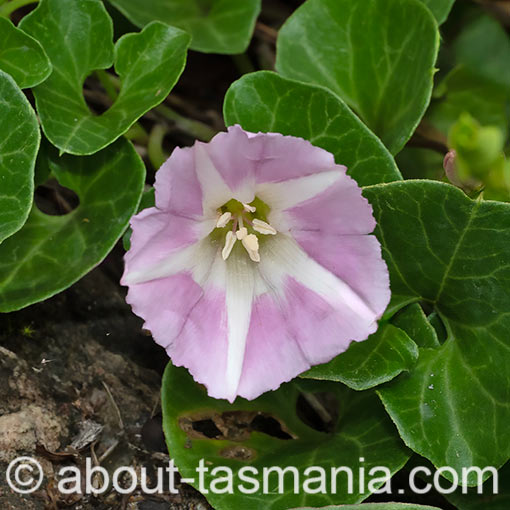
(215, 201, 277, 262)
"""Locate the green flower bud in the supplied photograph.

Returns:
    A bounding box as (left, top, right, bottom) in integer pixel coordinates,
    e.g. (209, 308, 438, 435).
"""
(447, 113, 509, 200)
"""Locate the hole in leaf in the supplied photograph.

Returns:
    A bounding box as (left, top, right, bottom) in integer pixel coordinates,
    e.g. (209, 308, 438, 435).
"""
(250, 414, 293, 440)
(35, 179, 80, 216)
(296, 391, 339, 433)
(179, 411, 296, 442)
(191, 419, 223, 439)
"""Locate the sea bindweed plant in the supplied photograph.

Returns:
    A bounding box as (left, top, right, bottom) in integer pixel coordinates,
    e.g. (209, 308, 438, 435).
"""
(1, 0, 510, 508)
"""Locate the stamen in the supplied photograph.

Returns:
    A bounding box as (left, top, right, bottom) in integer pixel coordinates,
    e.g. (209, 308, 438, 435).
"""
(215, 198, 274, 263)
(216, 211, 232, 228)
(222, 231, 236, 260)
(252, 218, 277, 235)
(242, 234, 260, 262)
(236, 227, 248, 240)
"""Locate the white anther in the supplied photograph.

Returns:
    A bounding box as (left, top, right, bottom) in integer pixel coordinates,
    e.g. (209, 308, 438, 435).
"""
(236, 227, 248, 240)
(252, 218, 277, 235)
(216, 211, 232, 228)
(243, 202, 256, 213)
(242, 234, 260, 262)
(222, 231, 236, 260)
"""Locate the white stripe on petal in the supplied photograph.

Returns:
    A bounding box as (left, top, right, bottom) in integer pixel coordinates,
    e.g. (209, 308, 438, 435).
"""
(225, 254, 256, 402)
(258, 234, 377, 322)
(123, 239, 218, 286)
(255, 169, 342, 212)
(194, 144, 233, 217)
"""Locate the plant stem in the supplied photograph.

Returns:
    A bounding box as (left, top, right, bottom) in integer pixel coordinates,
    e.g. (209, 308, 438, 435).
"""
(0, 0, 38, 17)
(147, 124, 168, 169)
(156, 103, 217, 141)
(124, 123, 149, 145)
(95, 69, 118, 102)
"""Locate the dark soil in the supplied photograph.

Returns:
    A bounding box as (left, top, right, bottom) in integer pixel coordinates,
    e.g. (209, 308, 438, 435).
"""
(0, 257, 213, 510)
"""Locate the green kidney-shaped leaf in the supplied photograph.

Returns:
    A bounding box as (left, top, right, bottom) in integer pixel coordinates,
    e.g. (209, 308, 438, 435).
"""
(292, 504, 441, 509)
(418, 0, 455, 24)
(363, 180, 510, 484)
(107, 0, 261, 54)
(224, 71, 401, 187)
(276, 0, 440, 155)
(20, 0, 190, 155)
(162, 364, 410, 509)
(0, 17, 51, 89)
(0, 71, 39, 244)
(302, 324, 418, 391)
(0, 138, 145, 312)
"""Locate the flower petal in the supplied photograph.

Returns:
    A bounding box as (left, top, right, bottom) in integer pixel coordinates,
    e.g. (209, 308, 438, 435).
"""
(153, 128, 255, 219)
(280, 171, 376, 235)
(255, 169, 343, 214)
(203, 125, 344, 194)
(235, 234, 386, 400)
(154, 147, 203, 217)
(259, 234, 379, 324)
(126, 272, 205, 349)
(121, 207, 207, 285)
(123, 235, 221, 286)
(202, 124, 338, 191)
(236, 292, 309, 400)
(125, 236, 256, 402)
(249, 129, 337, 183)
(202, 125, 258, 193)
(292, 231, 390, 317)
(126, 230, 387, 402)
(165, 275, 230, 398)
(283, 276, 379, 363)
(154, 126, 343, 222)
(194, 143, 237, 216)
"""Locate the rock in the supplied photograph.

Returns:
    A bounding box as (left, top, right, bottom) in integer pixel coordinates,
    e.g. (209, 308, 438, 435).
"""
(0, 266, 211, 510)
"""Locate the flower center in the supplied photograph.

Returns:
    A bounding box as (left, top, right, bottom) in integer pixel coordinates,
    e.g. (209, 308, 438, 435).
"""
(214, 199, 277, 262)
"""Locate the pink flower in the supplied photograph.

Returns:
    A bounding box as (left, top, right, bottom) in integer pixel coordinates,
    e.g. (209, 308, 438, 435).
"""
(121, 126, 390, 402)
